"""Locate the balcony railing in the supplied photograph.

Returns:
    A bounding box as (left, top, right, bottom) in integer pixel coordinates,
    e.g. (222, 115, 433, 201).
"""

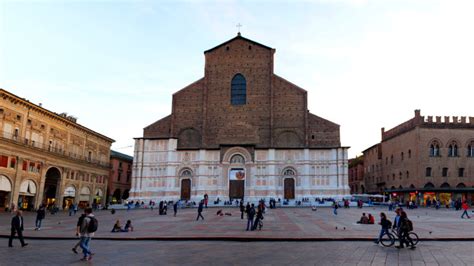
(0, 130, 111, 168)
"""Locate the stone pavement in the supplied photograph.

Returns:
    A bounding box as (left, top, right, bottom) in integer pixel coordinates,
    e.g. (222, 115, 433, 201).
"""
(0, 206, 473, 240)
(1, 240, 473, 265)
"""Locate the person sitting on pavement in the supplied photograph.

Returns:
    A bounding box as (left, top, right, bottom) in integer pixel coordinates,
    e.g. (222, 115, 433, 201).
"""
(357, 213, 369, 224)
(111, 220, 122, 232)
(368, 213, 375, 224)
(123, 220, 134, 232)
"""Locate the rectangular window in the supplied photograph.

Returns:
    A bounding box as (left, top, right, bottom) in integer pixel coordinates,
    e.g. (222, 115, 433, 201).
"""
(29, 162, 35, 172)
(118, 172, 121, 182)
(425, 167, 432, 177)
(442, 167, 448, 177)
(22, 161, 27, 171)
(10, 158, 16, 168)
(458, 168, 464, 177)
(0, 156, 8, 168)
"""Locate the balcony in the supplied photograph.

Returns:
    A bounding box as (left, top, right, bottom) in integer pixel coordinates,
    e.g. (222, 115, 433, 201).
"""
(0, 130, 111, 168)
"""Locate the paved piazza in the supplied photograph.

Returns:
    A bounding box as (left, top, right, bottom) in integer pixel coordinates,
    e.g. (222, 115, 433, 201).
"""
(0, 207, 473, 265)
(0, 206, 472, 240)
(0, 240, 473, 265)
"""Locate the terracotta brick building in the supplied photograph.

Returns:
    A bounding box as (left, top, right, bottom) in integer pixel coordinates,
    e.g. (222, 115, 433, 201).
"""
(0, 89, 113, 210)
(130, 34, 349, 202)
(108, 150, 132, 204)
(363, 110, 474, 205)
(348, 156, 364, 194)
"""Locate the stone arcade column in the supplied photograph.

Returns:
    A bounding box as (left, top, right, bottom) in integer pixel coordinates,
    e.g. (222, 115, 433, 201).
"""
(35, 164, 48, 209)
(10, 158, 23, 210)
(57, 169, 68, 209)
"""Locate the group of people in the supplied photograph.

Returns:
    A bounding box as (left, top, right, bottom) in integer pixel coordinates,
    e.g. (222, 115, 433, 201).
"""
(244, 201, 265, 231)
(111, 219, 134, 232)
(356, 213, 375, 224)
(374, 208, 416, 249)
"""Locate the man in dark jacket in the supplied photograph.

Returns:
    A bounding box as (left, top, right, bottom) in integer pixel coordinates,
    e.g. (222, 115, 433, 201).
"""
(196, 200, 204, 221)
(246, 204, 255, 231)
(9, 210, 28, 247)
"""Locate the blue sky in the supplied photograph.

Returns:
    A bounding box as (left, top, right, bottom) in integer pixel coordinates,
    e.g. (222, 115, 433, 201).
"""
(1, 0, 473, 157)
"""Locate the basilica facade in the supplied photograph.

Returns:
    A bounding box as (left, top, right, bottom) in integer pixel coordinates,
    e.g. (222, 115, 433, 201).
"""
(130, 34, 349, 202)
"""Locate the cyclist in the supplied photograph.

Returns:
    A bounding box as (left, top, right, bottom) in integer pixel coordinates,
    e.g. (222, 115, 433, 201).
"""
(374, 212, 391, 244)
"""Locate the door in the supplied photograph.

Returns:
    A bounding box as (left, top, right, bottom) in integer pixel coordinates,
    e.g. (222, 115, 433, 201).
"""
(229, 180, 244, 200)
(284, 178, 295, 199)
(181, 179, 191, 200)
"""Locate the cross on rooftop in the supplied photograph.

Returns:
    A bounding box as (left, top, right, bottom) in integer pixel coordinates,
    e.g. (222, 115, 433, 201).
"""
(236, 23, 242, 34)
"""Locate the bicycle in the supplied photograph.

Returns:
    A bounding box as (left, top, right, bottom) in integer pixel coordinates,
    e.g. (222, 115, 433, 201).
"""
(379, 229, 419, 247)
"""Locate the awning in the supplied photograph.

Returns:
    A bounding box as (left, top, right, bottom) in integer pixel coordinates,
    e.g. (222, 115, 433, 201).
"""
(19, 180, 36, 195)
(95, 188, 103, 197)
(64, 186, 76, 197)
(0, 175, 12, 192)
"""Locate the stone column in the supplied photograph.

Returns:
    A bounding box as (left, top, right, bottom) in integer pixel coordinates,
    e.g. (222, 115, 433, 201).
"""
(36, 164, 48, 209)
(34, 162, 46, 209)
(10, 157, 23, 210)
(57, 169, 67, 209)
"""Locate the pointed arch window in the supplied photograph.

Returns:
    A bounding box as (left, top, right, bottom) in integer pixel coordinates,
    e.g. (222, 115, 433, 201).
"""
(429, 141, 440, 157)
(467, 142, 474, 157)
(231, 74, 246, 105)
(448, 141, 458, 157)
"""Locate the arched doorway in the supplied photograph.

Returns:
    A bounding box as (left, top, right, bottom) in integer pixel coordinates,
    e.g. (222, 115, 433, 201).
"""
(229, 154, 245, 200)
(179, 169, 192, 200)
(181, 179, 191, 200)
(79, 186, 91, 208)
(122, 189, 129, 201)
(18, 180, 37, 211)
(63, 185, 76, 209)
(283, 168, 296, 200)
(94, 188, 104, 205)
(0, 175, 12, 210)
(112, 189, 121, 204)
(44, 167, 61, 208)
(284, 178, 295, 199)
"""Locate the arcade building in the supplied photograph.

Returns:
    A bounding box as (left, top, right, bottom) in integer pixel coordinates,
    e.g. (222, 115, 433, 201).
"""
(0, 89, 114, 210)
(130, 34, 350, 203)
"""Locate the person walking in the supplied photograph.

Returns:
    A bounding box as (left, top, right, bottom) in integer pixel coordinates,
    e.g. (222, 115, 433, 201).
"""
(196, 200, 204, 221)
(204, 194, 209, 208)
(333, 201, 339, 215)
(35, 204, 46, 230)
(253, 205, 264, 231)
(374, 212, 391, 244)
(72, 212, 86, 254)
(79, 208, 97, 261)
(461, 201, 471, 219)
(69, 204, 74, 216)
(240, 201, 245, 219)
(173, 201, 178, 217)
(246, 204, 256, 231)
(396, 211, 415, 249)
(9, 211, 28, 247)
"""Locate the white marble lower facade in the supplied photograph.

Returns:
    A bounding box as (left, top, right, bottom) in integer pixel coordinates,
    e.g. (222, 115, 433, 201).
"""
(129, 139, 350, 203)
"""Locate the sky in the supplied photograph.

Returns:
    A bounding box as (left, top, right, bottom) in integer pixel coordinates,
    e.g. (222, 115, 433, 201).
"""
(1, 0, 473, 158)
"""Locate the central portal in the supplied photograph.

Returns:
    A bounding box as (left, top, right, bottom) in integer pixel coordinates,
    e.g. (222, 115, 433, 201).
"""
(229, 168, 245, 200)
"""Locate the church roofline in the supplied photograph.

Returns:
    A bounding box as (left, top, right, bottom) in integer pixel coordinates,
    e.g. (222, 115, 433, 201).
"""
(204, 33, 274, 54)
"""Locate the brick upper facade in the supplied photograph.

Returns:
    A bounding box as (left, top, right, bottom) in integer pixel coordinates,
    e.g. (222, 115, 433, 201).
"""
(143, 34, 340, 149)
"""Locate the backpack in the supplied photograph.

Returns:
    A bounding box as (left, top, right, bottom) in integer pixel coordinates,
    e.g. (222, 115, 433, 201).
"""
(87, 216, 98, 233)
(386, 219, 392, 229)
(406, 219, 413, 232)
